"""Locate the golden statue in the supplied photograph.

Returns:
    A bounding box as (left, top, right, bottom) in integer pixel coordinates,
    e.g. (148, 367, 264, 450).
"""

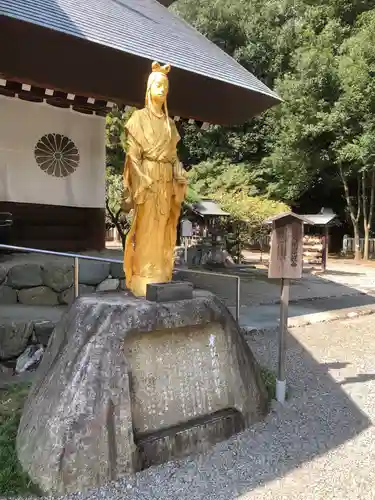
(123, 61, 188, 297)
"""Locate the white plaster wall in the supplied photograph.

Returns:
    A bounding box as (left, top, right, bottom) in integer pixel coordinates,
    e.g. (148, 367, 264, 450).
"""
(0, 95, 105, 208)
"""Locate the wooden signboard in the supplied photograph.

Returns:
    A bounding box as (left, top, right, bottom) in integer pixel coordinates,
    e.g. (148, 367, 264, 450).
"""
(181, 219, 193, 237)
(180, 219, 193, 263)
(264, 212, 313, 404)
(268, 215, 304, 280)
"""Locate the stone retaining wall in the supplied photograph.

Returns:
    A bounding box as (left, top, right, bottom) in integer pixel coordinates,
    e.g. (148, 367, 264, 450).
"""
(0, 260, 125, 306)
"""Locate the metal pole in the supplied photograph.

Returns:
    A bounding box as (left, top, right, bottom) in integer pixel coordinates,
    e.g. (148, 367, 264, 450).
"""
(323, 226, 329, 272)
(74, 256, 79, 299)
(236, 277, 240, 323)
(277, 277, 289, 403)
(184, 238, 188, 264)
(0, 243, 122, 264)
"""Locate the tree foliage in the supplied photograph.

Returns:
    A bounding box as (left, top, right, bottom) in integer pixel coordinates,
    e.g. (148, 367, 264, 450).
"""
(104, 0, 375, 257)
(105, 107, 135, 247)
(105, 170, 132, 249)
(172, 0, 375, 257)
(187, 160, 288, 258)
(188, 160, 255, 196)
(106, 107, 128, 174)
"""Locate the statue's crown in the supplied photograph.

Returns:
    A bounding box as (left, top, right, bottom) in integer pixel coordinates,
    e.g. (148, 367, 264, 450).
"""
(152, 61, 171, 75)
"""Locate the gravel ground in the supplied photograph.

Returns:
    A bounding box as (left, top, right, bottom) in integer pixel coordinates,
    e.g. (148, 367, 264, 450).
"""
(7, 314, 375, 500)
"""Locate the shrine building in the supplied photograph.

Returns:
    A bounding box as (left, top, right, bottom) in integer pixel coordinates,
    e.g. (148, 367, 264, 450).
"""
(0, 0, 280, 251)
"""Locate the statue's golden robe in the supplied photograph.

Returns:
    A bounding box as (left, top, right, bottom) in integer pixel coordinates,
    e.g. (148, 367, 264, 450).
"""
(123, 109, 187, 296)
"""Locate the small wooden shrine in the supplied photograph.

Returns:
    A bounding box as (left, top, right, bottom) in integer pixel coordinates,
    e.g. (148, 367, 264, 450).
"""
(301, 208, 339, 271)
(264, 208, 339, 272)
(179, 200, 230, 266)
(186, 199, 230, 242)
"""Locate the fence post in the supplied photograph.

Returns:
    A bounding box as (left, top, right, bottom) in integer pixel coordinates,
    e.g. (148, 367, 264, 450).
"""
(74, 257, 79, 298)
(342, 236, 375, 256)
(236, 277, 240, 323)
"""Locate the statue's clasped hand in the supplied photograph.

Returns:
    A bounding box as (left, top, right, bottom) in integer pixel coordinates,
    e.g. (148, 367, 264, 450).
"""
(173, 161, 188, 184)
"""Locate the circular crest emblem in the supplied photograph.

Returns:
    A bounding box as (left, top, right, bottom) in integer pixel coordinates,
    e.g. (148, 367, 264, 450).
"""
(34, 133, 80, 177)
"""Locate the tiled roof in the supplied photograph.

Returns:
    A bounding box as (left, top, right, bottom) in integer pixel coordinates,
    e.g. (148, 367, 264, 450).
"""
(1, 0, 280, 106)
(192, 200, 230, 217)
(156, 0, 176, 6)
(265, 209, 338, 226)
(301, 214, 337, 226)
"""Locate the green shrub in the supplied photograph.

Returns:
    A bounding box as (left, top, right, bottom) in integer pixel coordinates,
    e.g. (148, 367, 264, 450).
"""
(260, 367, 277, 402)
(0, 384, 40, 497)
(188, 160, 289, 260)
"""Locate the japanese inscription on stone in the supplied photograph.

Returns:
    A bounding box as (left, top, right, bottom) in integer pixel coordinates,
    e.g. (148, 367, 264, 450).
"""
(123, 322, 234, 434)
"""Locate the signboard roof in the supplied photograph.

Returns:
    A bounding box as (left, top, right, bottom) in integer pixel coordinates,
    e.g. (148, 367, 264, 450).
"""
(264, 212, 315, 225)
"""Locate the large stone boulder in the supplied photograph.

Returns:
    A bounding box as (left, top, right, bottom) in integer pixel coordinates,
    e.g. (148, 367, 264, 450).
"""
(110, 261, 125, 279)
(7, 264, 43, 289)
(78, 260, 110, 285)
(42, 263, 73, 292)
(18, 286, 59, 306)
(96, 278, 119, 292)
(0, 266, 7, 284)
(0, 285, 18, 304)
(0, 321, 33, 360)
(17, 291, 267, 495)
(58, 284, 95, 305)
(34, 321, 57, 347)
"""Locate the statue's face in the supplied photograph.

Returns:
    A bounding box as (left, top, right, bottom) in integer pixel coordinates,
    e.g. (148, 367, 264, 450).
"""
(149, 73, 169, 105)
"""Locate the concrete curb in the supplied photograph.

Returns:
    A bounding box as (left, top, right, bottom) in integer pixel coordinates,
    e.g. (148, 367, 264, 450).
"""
(241, 303, 375, 336)
(255, 291, 368, 307)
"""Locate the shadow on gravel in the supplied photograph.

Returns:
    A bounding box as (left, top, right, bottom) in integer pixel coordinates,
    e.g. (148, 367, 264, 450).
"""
(321, 361, 350, 370)
(103, 326, 371, 500)
(340, 373, 375, 385)
(287, 292, 375, 312)
(317, 270, 367, 277)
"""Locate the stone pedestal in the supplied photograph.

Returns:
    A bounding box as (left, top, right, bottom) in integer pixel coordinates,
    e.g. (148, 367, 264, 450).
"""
(16, 290, 267, 495)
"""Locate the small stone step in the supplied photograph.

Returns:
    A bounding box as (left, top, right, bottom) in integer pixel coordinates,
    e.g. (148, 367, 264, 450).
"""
(0, 305, 66, 361)
(0, 304, 66, 324)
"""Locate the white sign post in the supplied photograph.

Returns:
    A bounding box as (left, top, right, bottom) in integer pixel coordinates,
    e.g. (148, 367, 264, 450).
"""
(265, 212, 312, 403)
(180, 219, 193, 263)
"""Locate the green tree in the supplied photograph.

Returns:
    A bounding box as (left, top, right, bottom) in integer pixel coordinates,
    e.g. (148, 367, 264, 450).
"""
(173, 0, 307, 179)
(258, 4, 375, 259)
(261, 17, 345, 202)
(188, 159, 256, 196)
(105, 107, 135, 247)
(106, 107, 127, 173)
(332, 11, 375, 258)
(174, 0, 375, 226)
(105, 0, 375, 259)
(187, 160, 288, 258)
(216, 191, 288, 261)
(105, 170, 132, 249)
